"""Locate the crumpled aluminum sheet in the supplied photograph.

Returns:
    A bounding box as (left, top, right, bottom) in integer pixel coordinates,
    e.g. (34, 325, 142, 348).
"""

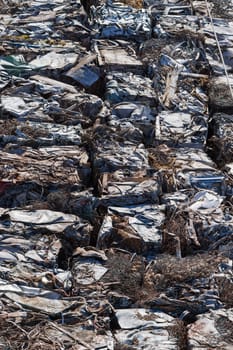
(161, 190, 190, 209)
(205, 47, 233, 75)
(0, 233, 68, 291)
(0, 55, 35, 77)
(157, 54, 209, 114)
(200, 17, 233, 41)
(62, 92, 104, 120)
(1, 95, 40, 117)
(161, 189, 224, 212)
(0, 181, 93, 216)
(72, 257, 108, 285)
(154, 14, 199, 38)
(162, 189, 233, 255)
(0, 71, 11, 91)
(150, 146, 225, 194)
(6, 22, 53, 42)
(92, 121, 144, 145)
(115, 329, 180, 350)
(110, 102, 156, 141)
(187, 308, 233, 349)
(93, 141, 149, 176)
(65, 62, 100, 88)
(0, 120, 83, 147)
(1, 92, 68, 124)
(0, 279, 61, 297)
(155, 111, 208, 147)
(200, 14, 233, 74)
(105, 71, 157, 106)
(116, 308, 175, 329)
(115, 308, 179, 350)
(99, 176, 160, 206)
(0, 208, 82, 233)
(111, 102, 156, 125)
(201, 219, 233, 257)
(174, 148, 225, 194)
(97, 204, 165, 253)
(99, 47, 144, 73)
(47, 189, 96, 219)
(0, 146, 90, 185)
(31, 75, 78, 94)
(149, 0, 192, 16)
(30, 51, 78, 70)
(5, 292, 77, 315)
(91, 2, 152, 41)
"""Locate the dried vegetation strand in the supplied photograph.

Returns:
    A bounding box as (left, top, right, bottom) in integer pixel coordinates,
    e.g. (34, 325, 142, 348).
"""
(168, 319, 188, 350)
(0, 320, 65, 350)
(103, 251, 158, 304)
(150, 252, 226, 294)
(120, 0, 143, 8)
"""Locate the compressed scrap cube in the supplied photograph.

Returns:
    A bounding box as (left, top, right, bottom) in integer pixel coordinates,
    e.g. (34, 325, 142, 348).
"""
(91, 2, 151, 41)
(149, 146, 225, 194)
(105, 72, 157, 106)
(97, 204, 165, 253)
(93, 141, 149, 176)
(155, 111, 208, 147)
(98, 171, 160, 206)
(0, 146, 90, 186)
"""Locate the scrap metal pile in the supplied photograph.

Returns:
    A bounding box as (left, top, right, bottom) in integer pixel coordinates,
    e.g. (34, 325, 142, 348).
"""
(0, 0, 232, 349)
